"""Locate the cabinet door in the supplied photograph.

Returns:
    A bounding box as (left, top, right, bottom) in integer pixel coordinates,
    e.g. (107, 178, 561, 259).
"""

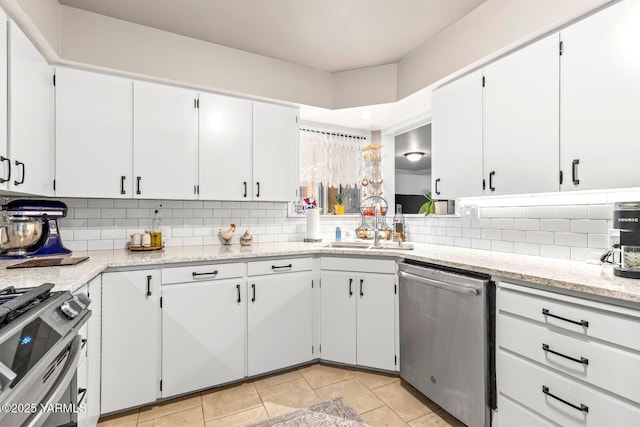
(86, 276, 101, 427)
(8, 21, 54, 196)
(55, 67, 132, 198)
(198, 93, 252, 200)
(248, 272, 313, 376)
(560, 0, 640, 191)
(133, 81, 198, 199)
(0, 10, 7, 190)
(76, 357, 89, 427)
(320, 271, 356, 365)
(101, 270, 159, 414)
(162, 280, 246, 397)
(483, 33, 559, 195)
(356, 273, 396, 371)
(252, 102, 299, 201)
(431, 70, 483, 199)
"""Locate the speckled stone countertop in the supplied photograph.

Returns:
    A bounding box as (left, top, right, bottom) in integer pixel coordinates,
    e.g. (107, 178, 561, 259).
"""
(1, 242, 639, 305)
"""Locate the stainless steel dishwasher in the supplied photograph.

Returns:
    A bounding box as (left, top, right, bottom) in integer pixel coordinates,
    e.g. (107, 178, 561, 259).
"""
(399, 261, 495, 427)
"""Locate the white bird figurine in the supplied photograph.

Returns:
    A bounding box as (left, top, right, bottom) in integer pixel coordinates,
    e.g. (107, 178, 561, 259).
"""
(240, 230, 253, 246)
(218, 224, 236, 245)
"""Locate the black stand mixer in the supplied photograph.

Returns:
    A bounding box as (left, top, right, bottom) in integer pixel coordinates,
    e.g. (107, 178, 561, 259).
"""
(0, 200, 71, 259)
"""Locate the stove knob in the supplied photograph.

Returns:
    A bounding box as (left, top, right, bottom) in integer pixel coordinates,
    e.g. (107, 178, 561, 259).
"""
(59, 298, 83, 319)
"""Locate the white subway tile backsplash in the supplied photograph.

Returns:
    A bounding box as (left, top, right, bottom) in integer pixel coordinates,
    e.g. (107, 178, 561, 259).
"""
(481, 229, 502, 240)
(491, 240, 513, 253)
(472, 239, 491, 250)
(502, 230, 526, 242)
(513, 219, 540, 231)
(193, 209, 213, 218)
(571, 219, 607, 234)
(73, 208, 101, 219)
(463, 228, 481, 239)
(88, 240, 113, 251)
(445, 227, 463, 237)
(74, 229, 101, 240)
(588, 204, 613, 220)
(114, 218, 139, 228)
(183, 218, 204, 227)
(491, 218, 514, 229)
(454, 238, 472, 248)
(438, 236, 454, 245)
(555, 232, 588, 247)
(66, 241, 87, 251)
(138, 200, 162, 208)
(101, 229, 126, 240)
(114, 200, 139, 208)
(588, 234, 609, 249)
(473, 218, 492, 228)
(554, 205, 588, 219)
(62, 199, 88, 208)
(172, 228, 194, 237)
(526, 206, 555, 218)
(540, 219, 571, 232)
(514, 242, 540, 256)
(160, 200, 184, 208)
(214, 209, 233, 217)
(172, 208, 194, 218)
(526, 231, 555, 244)
(570, 247, 602, 262)
(540, 245, 570, 260)
(87, 219, 114, 228)
(183, 236, 204, 246)
(101, 209, 127, 219)
(87, 199, 114, 208)
(126, 208, 151, 219)
(183, 201, 203, 209)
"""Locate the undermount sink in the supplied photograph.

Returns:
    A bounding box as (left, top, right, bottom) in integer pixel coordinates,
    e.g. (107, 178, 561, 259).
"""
(324, 240, 414, 250)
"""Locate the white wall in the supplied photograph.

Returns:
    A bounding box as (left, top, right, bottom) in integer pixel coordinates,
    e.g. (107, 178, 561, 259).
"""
(396, 169, 430, 195)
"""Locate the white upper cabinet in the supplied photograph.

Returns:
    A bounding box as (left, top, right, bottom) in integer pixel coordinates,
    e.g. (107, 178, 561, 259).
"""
(133, 81, 198, 199)
(483, 33, 560, 195)
(8, 20, 54, 196)
(198, 93, 253, 200)
(0, 10, 7, 190)
(252, 102, 299, 201)
(431, 70, 483, 199)
(55, 67, 132, 198)
(560, 0, 640, 191)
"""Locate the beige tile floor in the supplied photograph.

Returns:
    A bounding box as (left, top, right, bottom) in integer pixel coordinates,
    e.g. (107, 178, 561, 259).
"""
(97, 363, 465, 427)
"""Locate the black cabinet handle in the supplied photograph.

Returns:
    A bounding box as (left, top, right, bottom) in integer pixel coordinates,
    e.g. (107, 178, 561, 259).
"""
(146, 275, 152, 296)
(542, 308, 589, 328)
(572, 159, 580, 185)
(349, 278, 353, 296)
(81, 338, 87, 349)
(136, 176, 142, 194)
(359, 279, 364, 297)
(489, 171, 496, 192)
(542, 386, 588, 413)
(14, 160, 25, 185)
(120, 176, 126, 195)
(542, 343, 589, 365)
(243, 181, 247, 198)
(0, 156, 10, 183)
(272, 264, 292, 270)
(236, 284, 241, 303)
(435, 178, 441, 196)
(78, 387, 88, 405)
(251, 283, 256, 302)
(256, 182, 260, 198)
(192, 270, 218, 277)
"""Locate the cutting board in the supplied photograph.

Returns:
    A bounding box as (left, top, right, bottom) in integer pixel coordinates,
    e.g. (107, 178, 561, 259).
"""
(6, 256, 90, 269)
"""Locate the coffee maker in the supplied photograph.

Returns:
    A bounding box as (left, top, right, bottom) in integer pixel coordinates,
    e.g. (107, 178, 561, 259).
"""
(609, 202, 640, 278)
(0, 200, 71, 258)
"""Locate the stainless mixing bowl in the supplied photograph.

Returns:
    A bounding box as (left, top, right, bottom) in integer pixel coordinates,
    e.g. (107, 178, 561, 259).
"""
(0, 218, 43, 250)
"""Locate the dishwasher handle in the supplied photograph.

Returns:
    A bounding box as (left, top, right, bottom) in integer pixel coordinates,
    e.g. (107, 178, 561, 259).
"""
(399, 270, 482, 296)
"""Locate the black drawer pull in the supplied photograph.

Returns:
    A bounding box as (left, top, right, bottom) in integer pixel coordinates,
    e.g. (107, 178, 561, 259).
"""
(243, 181, 247, 198)
(256, 181, 260, 198)
(542, 385, 588, 413)
(136, 176, 142, 194)
(434, 178, 441, 195)
(120, 175, 126, 194)
(542, 343, 589, 365)
(78, 387, 88, 405)
(192, 270, 218, 277)
(14, 160, 25, 185)
(572, 159, 580, 185)
(146, 275, 152, 296)
(236, 284, 241, 303)
(251, 284, 256, 302)
(359, 279, 364, 297)
(489, 171, 496, 192)
(542, 308, 589, 328)
(81, 338, 88, 349)
(348, 278, 353, 297)
(0, 156, 10, 183)
(272, 264, 292, 270)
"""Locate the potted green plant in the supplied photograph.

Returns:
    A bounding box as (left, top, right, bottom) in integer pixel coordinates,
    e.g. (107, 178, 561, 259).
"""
(334, 193, 345, 215)
(419, 192, 436, 216)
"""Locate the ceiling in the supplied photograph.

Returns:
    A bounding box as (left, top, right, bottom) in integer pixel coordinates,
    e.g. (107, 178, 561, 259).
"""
(395, 124, 431, 171)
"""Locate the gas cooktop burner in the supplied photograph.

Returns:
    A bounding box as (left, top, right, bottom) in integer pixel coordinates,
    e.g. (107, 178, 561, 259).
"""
(0, 284, 55, 327)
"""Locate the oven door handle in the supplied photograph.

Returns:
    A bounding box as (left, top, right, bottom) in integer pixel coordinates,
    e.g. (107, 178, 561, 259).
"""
(25, 335, 83, 427)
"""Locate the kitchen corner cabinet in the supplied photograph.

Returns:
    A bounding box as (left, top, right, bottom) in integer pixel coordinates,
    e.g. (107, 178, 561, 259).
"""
(101, 270, 160, 414)
(133, 81, 198, 200)
(320, 257, 397, 371)
(560, 0, 640, 191)
(0, 10, 7, 190)
(496, 282, 640, 426)
(247, 258, 313, 376)
(8, 20, 54, 196)
(482, 33, 559, 195)
(161, 263, 246, 397)
(431, 70, 483, 199)
(252, 102, 299, 201)
(55, 67, 132, 198)
(198, 93, 253, 200)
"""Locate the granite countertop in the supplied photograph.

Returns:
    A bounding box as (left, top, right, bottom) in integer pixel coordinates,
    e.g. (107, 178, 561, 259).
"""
(0, 242, 639, 305)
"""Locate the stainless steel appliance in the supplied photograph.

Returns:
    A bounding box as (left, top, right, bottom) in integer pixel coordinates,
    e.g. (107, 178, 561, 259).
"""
(399, 261, 494, 427)
(0, 200, 71, 259)
(0, 283, 90, 427)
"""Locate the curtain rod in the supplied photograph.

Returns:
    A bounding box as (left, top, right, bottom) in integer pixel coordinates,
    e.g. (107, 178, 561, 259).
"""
(300, 128, 367, 140)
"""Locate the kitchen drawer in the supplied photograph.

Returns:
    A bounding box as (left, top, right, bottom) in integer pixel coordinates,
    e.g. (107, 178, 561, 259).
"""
(320, 256, 395, 274)
(496, 395, 556, 427)
(247, 257, 312, 276)
(162, 262, 245, 284)
(498, 311, 640, 404)
(498, 282, 640, 352)
(498, 350, 640, 426)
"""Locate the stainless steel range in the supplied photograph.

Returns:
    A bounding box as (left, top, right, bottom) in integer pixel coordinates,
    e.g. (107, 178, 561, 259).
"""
(0, 283, 90, 427)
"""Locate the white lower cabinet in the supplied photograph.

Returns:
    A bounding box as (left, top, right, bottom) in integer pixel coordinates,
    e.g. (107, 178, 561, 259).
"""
(496, 282, 640, 426)
(76, 357, 89, 427)
(161, 264, 246, 397)
(101, 270, 160, 414)
(320, 257, 397, 371)
(247, 258, 313, 376)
